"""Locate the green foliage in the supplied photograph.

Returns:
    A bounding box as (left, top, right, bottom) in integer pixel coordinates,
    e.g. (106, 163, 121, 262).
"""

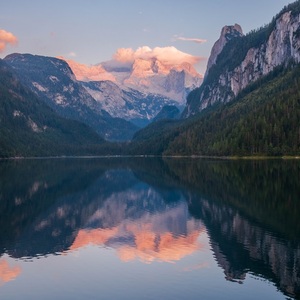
(0, 60, 107, 157)
(167, 64, 300, 156)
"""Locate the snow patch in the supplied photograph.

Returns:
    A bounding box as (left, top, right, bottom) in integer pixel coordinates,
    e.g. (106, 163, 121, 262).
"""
(13, 110, 23, 117)
(27, 118, 41, 132)
(49, 75, 59, 83)
(63, 85, 75, 93)
(32, 82, 48, 92)
(55, 94, 65, 105)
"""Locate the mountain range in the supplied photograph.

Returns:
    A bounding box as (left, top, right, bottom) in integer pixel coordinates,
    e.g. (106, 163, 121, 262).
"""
(4, 53, 138, 141)
(129, 1, 300, 156)
(1, 0, 300, 157)
(63, 46, 202, 105)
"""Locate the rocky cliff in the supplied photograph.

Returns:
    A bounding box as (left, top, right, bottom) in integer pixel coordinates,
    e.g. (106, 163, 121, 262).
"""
(204, 24, 243, 79)
(183, 2, 300, 117)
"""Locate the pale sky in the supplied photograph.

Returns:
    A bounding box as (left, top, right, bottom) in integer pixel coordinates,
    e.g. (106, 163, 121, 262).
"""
(0, 0, 294, 74)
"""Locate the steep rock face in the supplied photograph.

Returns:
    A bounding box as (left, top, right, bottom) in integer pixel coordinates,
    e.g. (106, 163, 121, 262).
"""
(4, 53, 138, 141)
(164, 70, 185, 94)
(184, 6, 300, 118)
(122, 58, 202, 104)
(204, 24, 243, 78)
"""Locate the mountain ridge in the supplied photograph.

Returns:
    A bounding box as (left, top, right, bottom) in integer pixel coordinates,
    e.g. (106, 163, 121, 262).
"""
(4, 53, 139, 141)
(62, 46, 202, 106)
(0, 58, 105, 157)
(183, 1, 300, 117)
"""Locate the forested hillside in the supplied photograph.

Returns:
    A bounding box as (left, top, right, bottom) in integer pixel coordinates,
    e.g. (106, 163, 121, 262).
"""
(0, 60, 105, 157)
(129, 63, 300, 156)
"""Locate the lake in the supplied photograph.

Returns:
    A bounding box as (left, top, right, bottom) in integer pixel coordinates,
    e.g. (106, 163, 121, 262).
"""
(0, 157, 299, 300)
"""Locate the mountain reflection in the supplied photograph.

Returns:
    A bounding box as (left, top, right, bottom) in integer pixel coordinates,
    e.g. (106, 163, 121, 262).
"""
(0, 158, 299, 299)
(71, 202, 203, 263)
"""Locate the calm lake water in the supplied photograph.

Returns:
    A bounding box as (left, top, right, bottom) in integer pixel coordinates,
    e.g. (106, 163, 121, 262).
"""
(0, 157, 299, 300)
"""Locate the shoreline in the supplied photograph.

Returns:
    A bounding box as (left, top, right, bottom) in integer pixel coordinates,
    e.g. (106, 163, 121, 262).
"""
(1, 155, 300, 161)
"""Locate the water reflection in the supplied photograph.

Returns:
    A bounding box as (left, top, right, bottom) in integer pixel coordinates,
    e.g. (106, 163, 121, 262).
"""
(0, 258, 21, 285)
(0, 158, 299, 299)
(71, 202, 203, 263)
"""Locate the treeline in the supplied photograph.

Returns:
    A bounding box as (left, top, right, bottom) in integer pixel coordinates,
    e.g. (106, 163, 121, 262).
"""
(166, 64, 300, 156)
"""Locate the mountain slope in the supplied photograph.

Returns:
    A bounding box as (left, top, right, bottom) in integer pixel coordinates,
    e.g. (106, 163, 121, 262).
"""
(61, 47, 202, 126)
(0, 59, 104, 157)
(183, 1, 300, 117)
(129, 63, 300, 156)
(4, 53, 138, 141)
(81, 80, 178, 127)
(152, 105, 180, 123)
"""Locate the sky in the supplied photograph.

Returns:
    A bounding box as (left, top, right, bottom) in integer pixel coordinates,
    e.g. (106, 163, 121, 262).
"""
(0, 0, 295, 74)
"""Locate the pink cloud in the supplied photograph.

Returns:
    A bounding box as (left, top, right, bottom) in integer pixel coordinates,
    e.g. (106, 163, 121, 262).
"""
(113, 48, 135, 63)
(113, 46, 202, 67)
(0, 29, 18, 53)
(0, 259, 21, 285)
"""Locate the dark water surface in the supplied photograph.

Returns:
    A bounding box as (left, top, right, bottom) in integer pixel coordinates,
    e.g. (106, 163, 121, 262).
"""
(0, 157, 299, 299)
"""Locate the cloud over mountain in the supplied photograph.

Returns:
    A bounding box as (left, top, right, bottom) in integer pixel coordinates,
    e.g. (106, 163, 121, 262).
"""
(113, 46, 202, 67)
(0, 29, 18, 53)
(61, 45, 203, 106)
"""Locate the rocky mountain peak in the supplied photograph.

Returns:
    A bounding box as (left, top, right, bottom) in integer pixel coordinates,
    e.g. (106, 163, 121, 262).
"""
(204, 24, 243, 78)
(221, 24, 243, 40)
(184, 4, 300, 118)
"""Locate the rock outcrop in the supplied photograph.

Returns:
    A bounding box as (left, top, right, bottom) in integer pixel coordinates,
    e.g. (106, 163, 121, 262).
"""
(204, 24, 243, 78)
(183, 5, 300, 118)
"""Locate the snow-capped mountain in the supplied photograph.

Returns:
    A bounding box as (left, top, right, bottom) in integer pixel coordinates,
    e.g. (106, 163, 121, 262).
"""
(62, 46, 203, 116)
(81, 80, 179, 127)
(3, 46, 203, 140)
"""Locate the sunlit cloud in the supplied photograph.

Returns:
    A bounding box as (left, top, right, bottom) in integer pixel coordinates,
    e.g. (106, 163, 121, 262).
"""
(113, 47, 135, 63)
(173, 35, 207, 44)
(62, 46, 204, 82)
(113, 46, 202, 66)
(0, 29, 18, 53)
(0, 259, 21, 286)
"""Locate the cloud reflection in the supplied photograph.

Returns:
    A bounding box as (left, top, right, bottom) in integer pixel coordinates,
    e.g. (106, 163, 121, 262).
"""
(0, 259, 21, 285)
(70, 203, 204, 263)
